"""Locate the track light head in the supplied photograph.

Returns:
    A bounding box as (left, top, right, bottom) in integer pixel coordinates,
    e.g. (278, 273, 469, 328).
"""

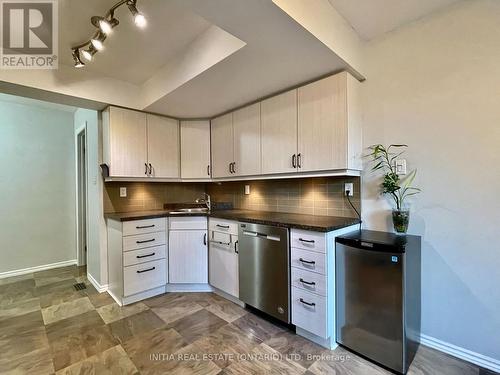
(91, 16, 112, 34)
(127, 1, 146, 28)
(81, 45, 97, 61)
(72, 50, 85, 68)
(91, 32, 106, 51)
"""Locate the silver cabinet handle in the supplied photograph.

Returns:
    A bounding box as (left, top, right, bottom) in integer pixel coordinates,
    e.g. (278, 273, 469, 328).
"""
(137, 267, 155, 274)
(232, 162, 236, 174)
(203, 233, 207, 246)
(148, 163, 152, 175)
(228, 163, 232, 174)
(216, 224, 230, 229)
(292, 154, 297, 168)
(297, 153, 302, 168)
(207, 165, 210, 176)
(234, 240, 239, 254)
(145, 163, 148, 175)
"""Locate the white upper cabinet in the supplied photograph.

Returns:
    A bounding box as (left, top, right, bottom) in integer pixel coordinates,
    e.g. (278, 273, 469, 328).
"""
(147, 114, 179, 178)
(211, 113, 234, 178)
(233, 102, 261, 176)
(103, 106, 180, 179)
(180, 121, 211, 179)
(261, 89, 298, 175)
(298, 72, 361, 172)
(103, 106, 148, 178)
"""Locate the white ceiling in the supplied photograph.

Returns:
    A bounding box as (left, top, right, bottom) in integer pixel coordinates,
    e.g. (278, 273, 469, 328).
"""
(328, 0, 460, 40)
(60, 0, 212, 85)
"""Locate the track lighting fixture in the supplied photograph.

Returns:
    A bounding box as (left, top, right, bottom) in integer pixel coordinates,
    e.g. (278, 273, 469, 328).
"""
(72, 50, 84, 68)
(71, 0, 146, 68)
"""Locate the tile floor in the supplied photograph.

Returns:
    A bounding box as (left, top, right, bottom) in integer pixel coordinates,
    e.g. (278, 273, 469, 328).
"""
(0, 265, 497, 374)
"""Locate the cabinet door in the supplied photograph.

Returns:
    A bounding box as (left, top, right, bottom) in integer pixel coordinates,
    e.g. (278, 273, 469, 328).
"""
(147, 114, 180, 178)
(209, 237, 239, 298)
(233, 103, 261, 176)
(169, 230, 208, 283)
(298, 74, 347, 171)
(211, 113, 234, 178)
(261, 90, 298, 174)
(107, 107, 147, 177)
(180, 121, 211, 179)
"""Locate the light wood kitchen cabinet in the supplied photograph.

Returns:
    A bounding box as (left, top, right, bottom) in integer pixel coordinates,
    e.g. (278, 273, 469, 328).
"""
(211, 113, 233, 178)
(168, 217, 208, 284)
(103, 106, 180, 179)
(233, 102, 261, 176)
(180, 120, 211, 179)
(103, 106, 148, 178)
(261, 90, 298, 175)
(147, 114, 180, 178)
(298, 72, 362, 172)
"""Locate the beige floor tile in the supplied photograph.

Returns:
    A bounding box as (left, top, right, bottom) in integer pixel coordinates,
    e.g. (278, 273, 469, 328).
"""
(97, 302, 149, 324)
(0, 346, 54, 375)
(41, 296, 95, 324)
(205, 299, 247, 323)
(56, 345, 138, 375)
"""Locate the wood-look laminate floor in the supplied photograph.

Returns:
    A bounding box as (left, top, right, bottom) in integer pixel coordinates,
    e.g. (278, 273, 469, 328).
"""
(0, 265, 496, 374)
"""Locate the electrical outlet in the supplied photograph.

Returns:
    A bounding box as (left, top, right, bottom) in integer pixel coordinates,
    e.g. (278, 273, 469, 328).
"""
(119, 187, 127, 198)
(244, 185, 251, 195)
(344, 183, 354, 196)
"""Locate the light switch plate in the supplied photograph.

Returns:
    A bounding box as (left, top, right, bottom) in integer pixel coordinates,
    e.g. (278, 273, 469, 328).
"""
(244, 185, 251, 195)
(119, 187, 127, 197)
(395, 159, 407, 175)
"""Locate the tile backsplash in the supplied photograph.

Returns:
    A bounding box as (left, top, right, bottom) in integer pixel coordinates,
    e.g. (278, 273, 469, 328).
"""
(207, 176, 361, 218)
(104, 182, 206, 213)
(104, 176, 361, 218)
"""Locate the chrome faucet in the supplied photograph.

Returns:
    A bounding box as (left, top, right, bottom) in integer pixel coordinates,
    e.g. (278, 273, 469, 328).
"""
(195, 193, 211, 211)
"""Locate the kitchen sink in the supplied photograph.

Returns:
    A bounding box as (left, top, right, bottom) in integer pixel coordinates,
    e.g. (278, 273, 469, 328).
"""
(169, 208, 209, 214)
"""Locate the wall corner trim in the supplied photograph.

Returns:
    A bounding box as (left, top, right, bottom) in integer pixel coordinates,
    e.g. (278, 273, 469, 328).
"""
(86, 272, 108, 293)
(0, 259, 77, 279)
(420, 333, 500, 373)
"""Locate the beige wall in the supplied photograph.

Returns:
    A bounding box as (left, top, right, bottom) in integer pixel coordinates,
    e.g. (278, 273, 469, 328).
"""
(360, 0, 500, 360)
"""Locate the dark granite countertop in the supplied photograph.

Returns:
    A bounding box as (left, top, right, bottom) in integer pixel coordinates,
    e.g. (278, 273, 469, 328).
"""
(105, 209, 360, 232)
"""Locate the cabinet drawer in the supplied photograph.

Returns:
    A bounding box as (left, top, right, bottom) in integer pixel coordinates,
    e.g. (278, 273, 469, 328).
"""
(291, 229, 326, 253)
(291, 267, 327, 296)
(209, 218, 238, 235)
(123, 218, 166, 236)
(169, 216, 207, 230)
(123, 245, 166, 267)
(123, 231, 166, 252)
(291, 247, 327, 275)
(292, 287, 328, 338)
(123, 259, 166, 297)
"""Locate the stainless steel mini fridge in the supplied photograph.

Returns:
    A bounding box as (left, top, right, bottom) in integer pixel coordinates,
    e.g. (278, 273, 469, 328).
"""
(335, 230, 421, 374)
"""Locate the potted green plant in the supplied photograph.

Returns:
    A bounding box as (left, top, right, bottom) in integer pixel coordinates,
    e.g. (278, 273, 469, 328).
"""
(366, 144, 421, 234)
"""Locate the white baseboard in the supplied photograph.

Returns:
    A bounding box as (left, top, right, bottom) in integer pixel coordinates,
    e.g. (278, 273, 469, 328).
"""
(420, 334, 500, 373)
(165, 283, 213, 293)
(0, 259, 77, 279)
(86, 273, 108, 293)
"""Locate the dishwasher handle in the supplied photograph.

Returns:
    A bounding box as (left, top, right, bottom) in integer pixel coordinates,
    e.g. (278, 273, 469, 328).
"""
(242, 230, 281, 242)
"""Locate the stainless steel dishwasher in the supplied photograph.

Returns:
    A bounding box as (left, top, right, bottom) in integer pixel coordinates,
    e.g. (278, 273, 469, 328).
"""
(238, 222, 290, 323)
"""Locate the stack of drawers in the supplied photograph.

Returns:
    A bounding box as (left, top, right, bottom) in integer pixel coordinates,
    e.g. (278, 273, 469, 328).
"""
(290, 229, 329, 338)
(122, 218, 167, 297)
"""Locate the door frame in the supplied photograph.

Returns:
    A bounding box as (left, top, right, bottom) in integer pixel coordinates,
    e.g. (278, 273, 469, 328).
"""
(75, 123, 88, 267)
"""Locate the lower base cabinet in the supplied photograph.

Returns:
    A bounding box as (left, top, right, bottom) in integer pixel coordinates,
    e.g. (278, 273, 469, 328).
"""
(107, 217, 168, 305)
(168, 217, 208, 284)
(208, 218, 239, 298)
